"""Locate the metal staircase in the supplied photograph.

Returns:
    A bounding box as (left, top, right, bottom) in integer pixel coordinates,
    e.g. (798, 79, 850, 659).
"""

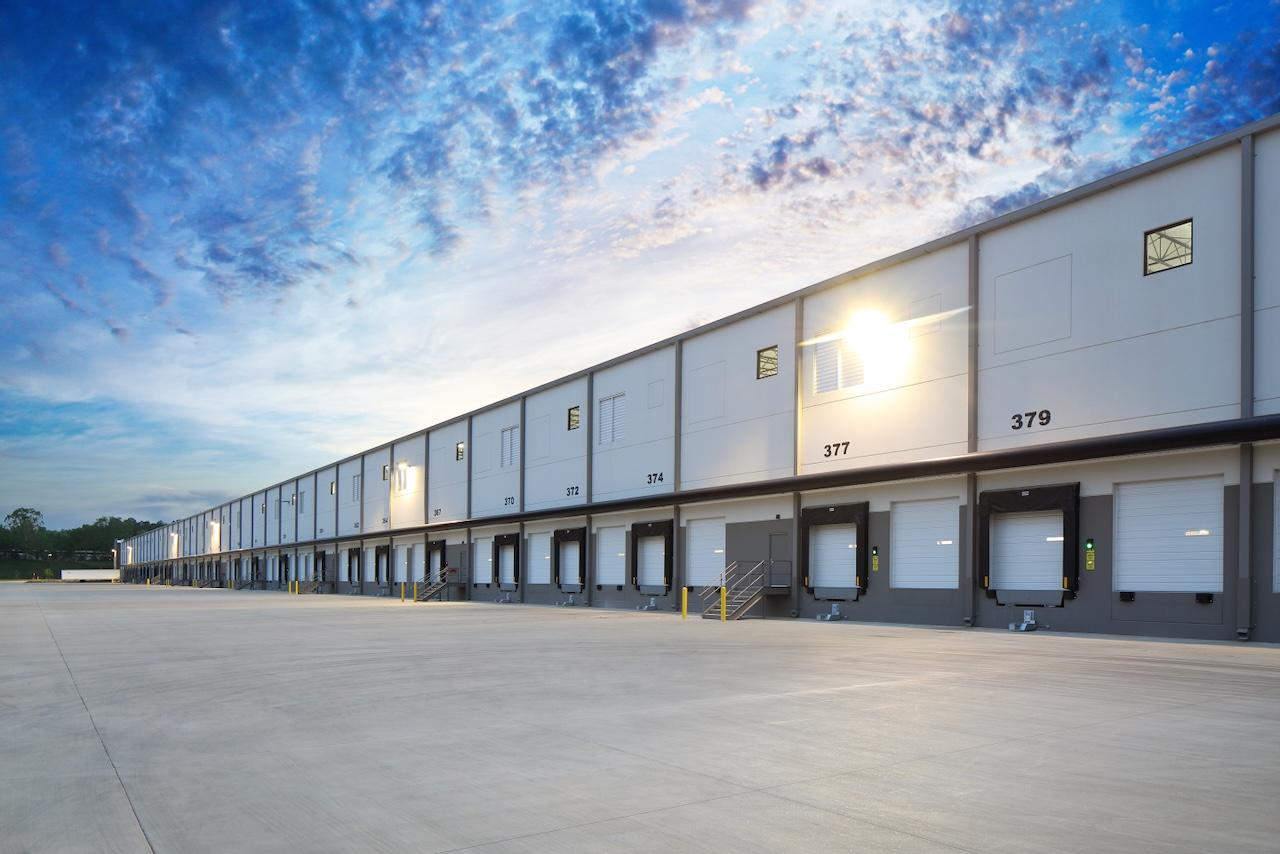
(415, 568, 455, 602)
(700, 560, 768, 621)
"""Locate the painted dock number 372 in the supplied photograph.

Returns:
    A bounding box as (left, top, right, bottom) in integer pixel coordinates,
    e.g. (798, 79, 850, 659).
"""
(1010, 409, 1052, 430)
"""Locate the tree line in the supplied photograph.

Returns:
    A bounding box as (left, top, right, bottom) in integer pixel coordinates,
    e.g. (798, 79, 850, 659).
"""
(1, 508, 165, 558)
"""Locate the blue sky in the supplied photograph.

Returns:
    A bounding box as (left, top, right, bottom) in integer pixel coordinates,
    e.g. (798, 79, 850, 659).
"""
(1, 0, 1277, 528)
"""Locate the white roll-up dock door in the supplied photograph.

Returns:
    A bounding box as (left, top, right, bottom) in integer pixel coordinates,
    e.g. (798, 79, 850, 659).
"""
(596, 527, 625, 585)
(990, 511, 1062, 590)
(637, 535, 665, 587)
(559, 539, 581, 587)
(1115, 476, 1223, 592)
(528, 533, 551, 584)
(810, 524, 857, 588)
(891, 498, 959, 589)
(498, 542, 516, 585)
(685, 518, 726, 586)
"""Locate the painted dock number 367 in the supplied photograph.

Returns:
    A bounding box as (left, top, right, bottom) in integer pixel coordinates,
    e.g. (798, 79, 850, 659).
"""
(1010, 409, 1051, 430)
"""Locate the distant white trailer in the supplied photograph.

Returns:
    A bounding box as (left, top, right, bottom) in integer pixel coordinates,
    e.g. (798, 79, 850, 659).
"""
(61, 568, 120, 582)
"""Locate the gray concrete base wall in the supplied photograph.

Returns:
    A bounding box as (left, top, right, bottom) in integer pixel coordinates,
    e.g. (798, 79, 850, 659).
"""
(974, 491, 1239, 641)
(791, 508, 968, 626)
(1253, 481, 1279, 642)
(125, 478, 1280, 642)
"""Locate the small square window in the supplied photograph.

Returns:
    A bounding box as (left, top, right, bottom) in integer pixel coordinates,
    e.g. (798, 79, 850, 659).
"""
(455, 442, 465, 461)
(1144, 218, 1192, 275)
(567, 405, 581, 430)
(756, 345, 779, 379)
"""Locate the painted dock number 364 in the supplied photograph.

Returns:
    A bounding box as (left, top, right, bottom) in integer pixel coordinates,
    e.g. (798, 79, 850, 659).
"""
(1010, 409, 1052, 430)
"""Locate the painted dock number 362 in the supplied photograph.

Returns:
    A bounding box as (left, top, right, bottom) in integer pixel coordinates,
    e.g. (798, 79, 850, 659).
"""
(1010, 409, 1051, 430)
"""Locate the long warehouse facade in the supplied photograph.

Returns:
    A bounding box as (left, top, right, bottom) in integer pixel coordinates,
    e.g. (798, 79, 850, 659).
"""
(120, 114, 1280, 642)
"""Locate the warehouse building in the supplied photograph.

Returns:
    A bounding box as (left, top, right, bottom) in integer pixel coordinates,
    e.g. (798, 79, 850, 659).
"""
(120, 114, 1280, 642)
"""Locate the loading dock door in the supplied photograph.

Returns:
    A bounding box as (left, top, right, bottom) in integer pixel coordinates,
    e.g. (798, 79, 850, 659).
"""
(596, 527, 625, 585)
(558, 540, 581, 587)
(528, 533, 551, 585)
(890, 498, 959, 589)
(990, 511, 1063, 590)
(637, 536, 665, 587)
(809, 524, 857, 589)
(473, 537, 493, 584)
(498, 543, 516, 585)
(686, 518, 726, 587)
(1114, 477, 1223, 592)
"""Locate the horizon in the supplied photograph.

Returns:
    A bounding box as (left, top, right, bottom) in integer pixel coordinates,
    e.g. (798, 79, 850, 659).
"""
(2, 0, 1278, 527)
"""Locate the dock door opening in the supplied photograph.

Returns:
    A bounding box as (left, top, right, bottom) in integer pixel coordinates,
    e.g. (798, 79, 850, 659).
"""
(979, 484, 1079, 606)
(629, 520, 673, 592)
(554, 528, 586, 590)
(801, 503, 869, 600)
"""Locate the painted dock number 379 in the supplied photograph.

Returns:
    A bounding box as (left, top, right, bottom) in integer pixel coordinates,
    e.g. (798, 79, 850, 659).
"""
(1010, 409, 1051, 430)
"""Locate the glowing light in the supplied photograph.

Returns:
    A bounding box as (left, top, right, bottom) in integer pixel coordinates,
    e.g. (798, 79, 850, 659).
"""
(936, 539, 954, 546)
(1046, 536, 1065, 542)
(1184, 529, 1211, 537)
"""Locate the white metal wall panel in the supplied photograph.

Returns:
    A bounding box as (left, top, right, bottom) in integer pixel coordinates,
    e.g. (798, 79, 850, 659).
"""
(524, 377, 589, 512)
(498, 543, 516, 585)
(391, 436, 426, 530)
(471, 401, 522, 518)
(592, 347, 676, 502)
(266, 487, 280, 546)
(1255, 131, 1280, 416)
(337, 459, 361, 535)
(364, 547, 377, 583)
(1114, 477, 1223, 592)
(681, 305, 796, 490)
(559, 540, 580, 586)
(890, 498, 959, 589)
(428, 420, 469, 523)
(978, 146, 1241, 449)
(280, 481, 296, 545)
(294, 476, 313, 543)
(990, 511, 1063, 590)
(596, 526, 626, 585)
(810, 524, 857, 588)
(637, 536, 665, 587)
(316, 467, 336, 538)
(252, 492, 266, 547)
(800, 242, 969, 474)
(473, 537, 494, 584)
(528, 532, 551, 584)
(685, 518, 726, 586)
(363, 448, 392, 534)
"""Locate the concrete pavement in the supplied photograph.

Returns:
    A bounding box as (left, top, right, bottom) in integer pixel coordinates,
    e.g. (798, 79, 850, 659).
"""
(2, 582, 1278, 853)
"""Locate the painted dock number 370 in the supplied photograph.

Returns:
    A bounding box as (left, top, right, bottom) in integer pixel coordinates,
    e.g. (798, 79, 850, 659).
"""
(1010, 409, 1052, 430)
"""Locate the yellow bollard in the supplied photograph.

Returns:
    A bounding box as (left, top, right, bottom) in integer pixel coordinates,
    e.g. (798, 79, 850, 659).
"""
(400, 581, 405, 602)
(720, 586, 727, 622)
(412, 582, 417, 602)
(681, 587, 688, 620)
(146, 577, 150, 587)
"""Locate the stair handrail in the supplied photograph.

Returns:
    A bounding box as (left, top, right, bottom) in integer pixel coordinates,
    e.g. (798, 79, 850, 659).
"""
(699, 559, 768, 619)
